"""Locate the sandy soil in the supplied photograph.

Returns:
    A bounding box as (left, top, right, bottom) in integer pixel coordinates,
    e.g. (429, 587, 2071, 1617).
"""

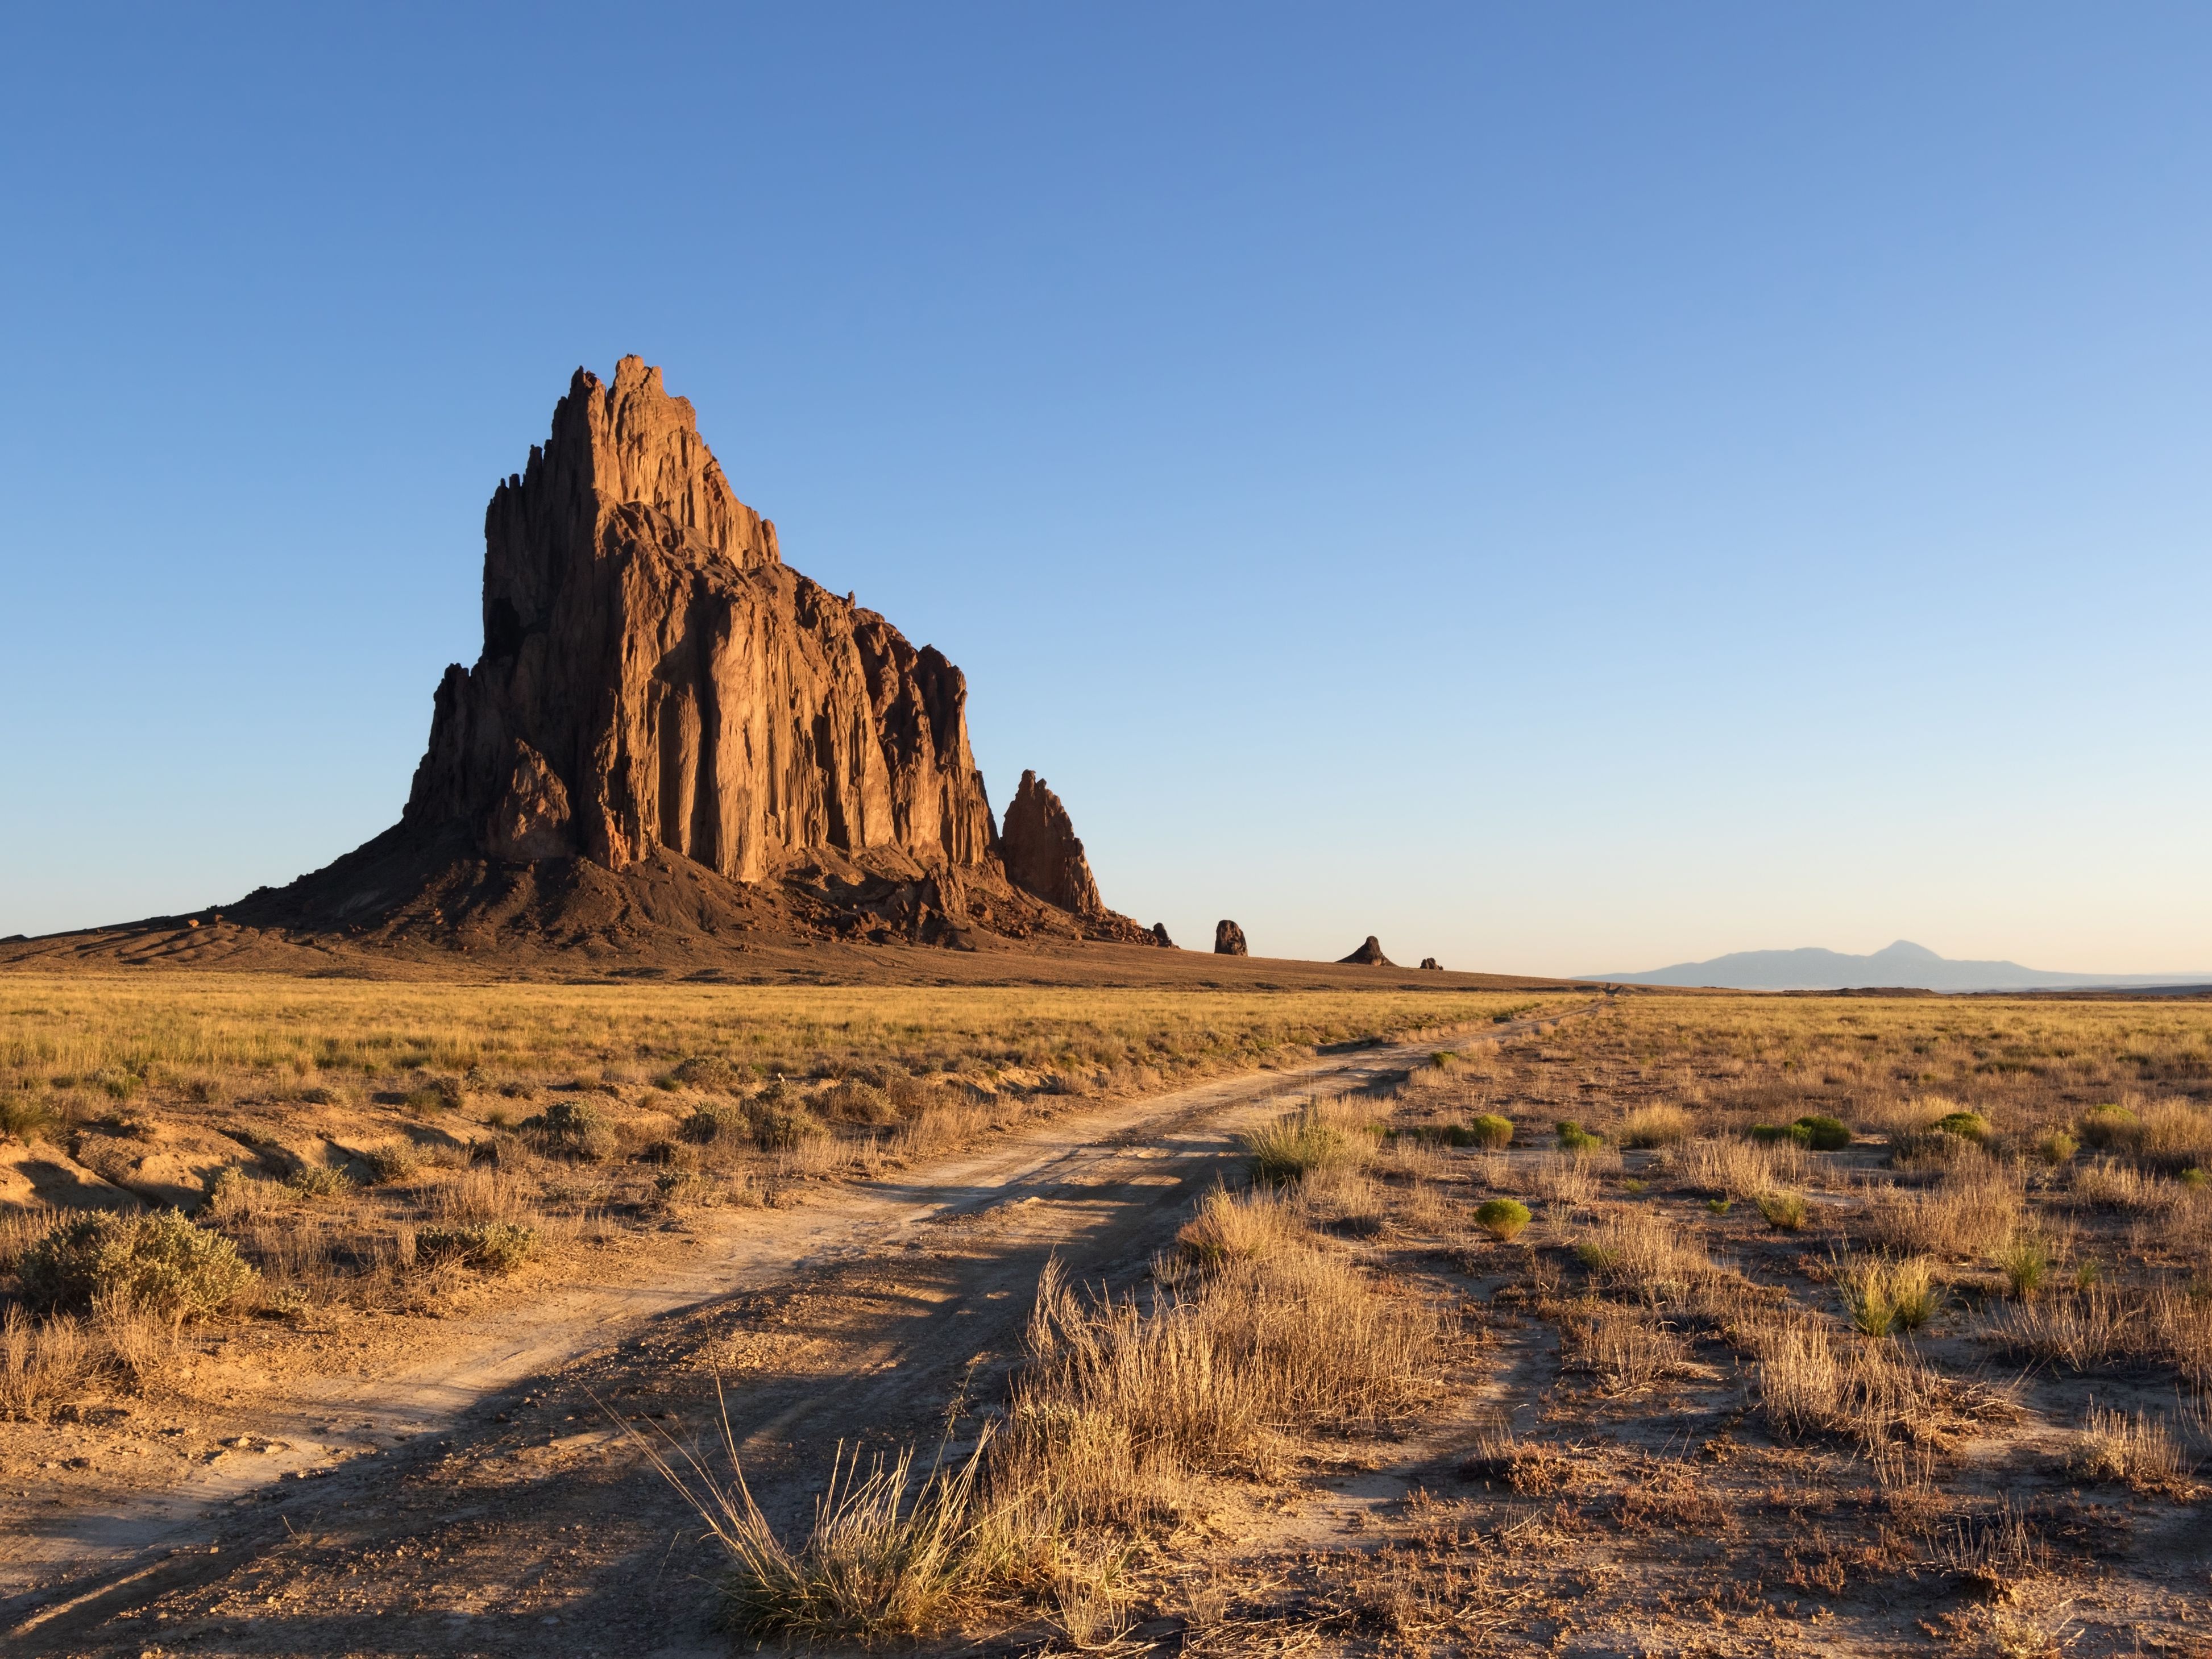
(0, 1009, 1586, 1656)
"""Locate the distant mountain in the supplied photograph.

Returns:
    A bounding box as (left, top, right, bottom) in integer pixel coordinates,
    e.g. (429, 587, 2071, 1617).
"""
(1591, 939, 2212, 993)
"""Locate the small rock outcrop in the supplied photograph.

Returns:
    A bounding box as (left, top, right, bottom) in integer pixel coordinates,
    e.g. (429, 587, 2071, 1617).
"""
(1339, 936, 1393, 967)
(1214, 920, 1248, 956)
(1149, 923, 1175, 948)
(1420, 957, 1441, 970)
(1000, 772, 1105, 918)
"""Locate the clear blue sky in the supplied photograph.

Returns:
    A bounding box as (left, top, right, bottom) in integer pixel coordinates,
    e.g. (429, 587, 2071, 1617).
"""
(3, 5, 2207, 976)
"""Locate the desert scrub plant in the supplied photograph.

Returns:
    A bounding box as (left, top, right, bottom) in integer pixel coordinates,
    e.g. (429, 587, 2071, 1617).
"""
(1467, 1112, 1514, 1149)
(2077, 1104, 2140, 1151)
(0, 1091, 59, 1143)
(744, 1087, 828, 1154)
(1756, 1190, 1810, 1231)
(1242, 1098, 1374, 1185)
(679, 1099, 748, 1144)
(1474, 1198, 1530, 1242)
(669, 1054, 745, 1092)
(1616, 1104, 1691, 1148)
(415, 1221, 537, 1272)
(2066, 1401, 2191, 1495)
(1749, 1115, 1851, 1152)
(358, 1141, 423, 1185)
(621, 1385, 1002, 1643)
(1528, 1152, 1598, 1210)
(1993, 1233, 2051, 1299)
(1837, 1256, 1941, 1336)
(1671, 1135, 1811, 1198)
(816, 1079, 898, 1127)
(1555, 1119, 1605, 1153)
(1754, 1317, 2015, 1451)
(1559, 1299, 1700, 1395)
(285, 1164, 352, 1201)
(1935, 1110, 1991, 1144)
(1981, 1285, 2136, 1372)
(529, 1099, 614, 1159)
(0, 1305, 90, 1421)
(1001, 1245, 1445, 1530)
(1862, 1168, 2023, 1258)
(18, 1210, 256, 1320)
(2036, 1130, 2078, 1166)
(1176, 1185, 1302, 1267)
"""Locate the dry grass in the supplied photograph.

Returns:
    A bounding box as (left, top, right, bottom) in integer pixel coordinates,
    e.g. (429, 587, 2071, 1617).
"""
(1002, 1205, 1447, 1530)
(1614, 1103, 1692, 1147)
(1241, 1097, 1379, 1186)
(1176, 1185, 1304, 1267)
(0, 973, 1533, 1094)
(1667, 1135, 1812, 1197)
(2066, 1400, 2192, 1495)
(1754, 1318, 2015, 1452)
(1861, 1166, 2024, 1259)
(621, 1386, 1005, 1643)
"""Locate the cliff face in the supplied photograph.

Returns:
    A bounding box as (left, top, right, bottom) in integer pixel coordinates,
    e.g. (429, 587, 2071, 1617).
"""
(999, 772, 1105, 918)
(402, 357, 997, 883)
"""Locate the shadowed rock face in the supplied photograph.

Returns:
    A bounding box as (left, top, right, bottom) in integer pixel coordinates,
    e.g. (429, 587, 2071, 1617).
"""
(1340, 936, 1393, 966)
(1214, 920, 1249, 956)
(999, 771, 1104, 918)
(404, 356, 997, 882)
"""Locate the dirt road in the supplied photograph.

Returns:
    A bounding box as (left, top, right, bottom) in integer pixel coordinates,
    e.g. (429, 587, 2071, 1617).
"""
(1, 1007, 1584, 1655)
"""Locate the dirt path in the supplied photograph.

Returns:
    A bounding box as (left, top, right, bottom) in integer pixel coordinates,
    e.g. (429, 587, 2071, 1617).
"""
(1, 1006, 1588, 1653)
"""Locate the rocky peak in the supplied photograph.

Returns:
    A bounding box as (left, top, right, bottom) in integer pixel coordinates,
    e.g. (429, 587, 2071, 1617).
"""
(404, 357, 995, 882)
(999, 772, 1105, 918)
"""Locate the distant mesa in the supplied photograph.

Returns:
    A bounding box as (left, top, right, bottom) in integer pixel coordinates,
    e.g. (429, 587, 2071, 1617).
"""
(1339, 936, 1392, 967)
(1214, 920, 1248, 957)
(1595, 939, 2212, 994)
(100, 356, 1168, 963)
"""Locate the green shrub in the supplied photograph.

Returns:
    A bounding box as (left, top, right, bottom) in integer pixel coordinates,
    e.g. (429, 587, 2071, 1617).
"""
(1994, 1234, 2049, 1299)
(2077, 1104, 2140, 1151)
(0, 1092, 59, 1143)
(1755, 1191, 1809, 1231)
(1554, 1120, 1604, 1153)
(1474, 1198, 1531, 1242)
(1467, 1113, 1514, 1149)
(1935, 1111, 1990, 1143)
(2182, 1167, 2209, 1189)
(1749, 1123, 1790, 1144)
(1791, 1115, 1852, 1152)
(1706, 1197, 1732, 1215)
(530, 1099, 613, 1158)
(287, 1166, 352, 1200)
(416, 1221, 537, 1272)
(2037, 1130, 2079, 1166)
(18, 1210, 256, 1319)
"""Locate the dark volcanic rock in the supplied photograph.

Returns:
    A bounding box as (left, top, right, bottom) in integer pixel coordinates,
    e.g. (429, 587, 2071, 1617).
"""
(1150, 923, 1175, 948)
(219, 356, 1165, 958)
(405, 357, 994, 880)
(1420, 957, 1441, 970)
(1339, 936, 1393, 967)
(1214, 920, 1248, 956)
(1000, 772, 1104, 918)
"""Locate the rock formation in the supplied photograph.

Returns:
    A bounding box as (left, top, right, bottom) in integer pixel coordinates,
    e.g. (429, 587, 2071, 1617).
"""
(1214, 920, 1248, 956)
(225, 357, 1164, 956)
(403, 357, 995, 881)
(1339, 936, 1393, 966)
(1149, 923, 1175, 948)
(999, 772, 1105, 918)
(1420, 957, 1441, 970)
